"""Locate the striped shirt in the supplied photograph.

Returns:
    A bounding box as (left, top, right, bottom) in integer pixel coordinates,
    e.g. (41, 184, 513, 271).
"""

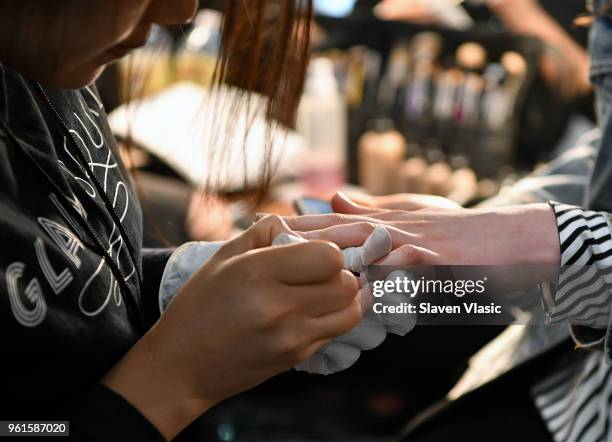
(533, 202, 612, 441)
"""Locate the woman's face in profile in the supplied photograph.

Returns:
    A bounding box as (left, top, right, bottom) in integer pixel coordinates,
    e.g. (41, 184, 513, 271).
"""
(0, 0, 197, 88)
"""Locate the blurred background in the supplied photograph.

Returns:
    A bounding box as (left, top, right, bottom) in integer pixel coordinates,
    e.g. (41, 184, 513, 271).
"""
(96, 1, 594, 440)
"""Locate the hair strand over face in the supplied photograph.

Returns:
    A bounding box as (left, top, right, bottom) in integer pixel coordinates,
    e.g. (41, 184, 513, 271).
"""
(207, 0, 313, 203)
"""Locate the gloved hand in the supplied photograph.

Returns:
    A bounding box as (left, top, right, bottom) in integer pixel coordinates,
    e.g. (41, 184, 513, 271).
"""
(273, 225, 416, 375)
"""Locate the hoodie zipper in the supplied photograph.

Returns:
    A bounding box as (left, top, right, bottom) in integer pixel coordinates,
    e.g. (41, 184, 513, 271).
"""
(35, 84, 143, 284)
(32, 84, 146, 333)
(0, 118, 146, 333)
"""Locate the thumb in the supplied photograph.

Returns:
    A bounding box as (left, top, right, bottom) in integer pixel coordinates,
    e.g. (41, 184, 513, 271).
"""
(332, 192, 382, 215)
(214, 214, 294, 260)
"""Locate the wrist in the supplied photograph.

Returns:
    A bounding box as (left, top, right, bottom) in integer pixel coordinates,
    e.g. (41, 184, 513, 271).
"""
(101, 326, 214, 440)
(511, 203, 561, 266)
(478, 203, 560, 267)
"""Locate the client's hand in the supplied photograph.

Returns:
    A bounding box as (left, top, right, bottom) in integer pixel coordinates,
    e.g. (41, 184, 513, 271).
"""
(102, 215, 361, 440)
(283, 204, 560, 279)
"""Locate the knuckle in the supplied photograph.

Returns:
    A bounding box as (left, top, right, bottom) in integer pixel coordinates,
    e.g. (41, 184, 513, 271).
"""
(261, 313, 289, 337)
(346, 298, 364, 328)
(265, 214, 285, 226)
(253, 294, 288, 330)
(339, 271, 360, 299)
(335, 302, 362, 336)
(399, 245, 421, 264)
(287, 347, 310, 365)
(308, 241, 344, 270)
(238, 253, 267, 281)
(358, 222, 377, 236)
(282, 215, 298, 226)
(253, 214, 286, 236)
(291, 346, 315, 365)
(346, 270, 361, 291)
(293, 351, 311, 365)
(275, 329, 307, 363)
(330, 213, 349, 224)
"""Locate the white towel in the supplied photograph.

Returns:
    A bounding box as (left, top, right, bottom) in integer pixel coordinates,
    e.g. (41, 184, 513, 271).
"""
(158, 225, 416, 376)
(273, 226, 416, 375)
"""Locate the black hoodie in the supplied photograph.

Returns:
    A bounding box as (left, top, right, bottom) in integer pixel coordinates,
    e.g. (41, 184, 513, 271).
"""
(0, 63, 169, 441)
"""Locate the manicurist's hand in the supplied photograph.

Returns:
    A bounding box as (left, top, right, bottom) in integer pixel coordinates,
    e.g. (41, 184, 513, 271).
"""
(102, 215, 361, 440)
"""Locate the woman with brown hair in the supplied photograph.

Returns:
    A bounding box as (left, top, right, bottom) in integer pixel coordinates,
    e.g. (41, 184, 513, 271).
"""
(0, 1, 361, 440)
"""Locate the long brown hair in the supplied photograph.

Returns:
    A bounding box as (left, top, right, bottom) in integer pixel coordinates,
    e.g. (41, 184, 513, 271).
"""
(207, 0, 313, 200)
(130, 1, 313, 246)
(218, 0, 312, 127)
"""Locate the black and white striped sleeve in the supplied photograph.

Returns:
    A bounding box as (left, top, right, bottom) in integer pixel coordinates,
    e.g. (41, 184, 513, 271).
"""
(543, 202, 612, 329)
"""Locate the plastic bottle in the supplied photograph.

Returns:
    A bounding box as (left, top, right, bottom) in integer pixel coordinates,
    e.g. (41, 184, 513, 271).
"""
(448, 156, 478, 204)
(397, 156, 429, 194)
(425, 149, 453, 196)
(358, 119, 407, 195)
(297, 58, 348, 194)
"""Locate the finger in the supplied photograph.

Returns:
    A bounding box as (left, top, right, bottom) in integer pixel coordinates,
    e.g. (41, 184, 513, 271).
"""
(308, 296, 363, 342)
(343, 193, 461, 212)
(319, 342, 361, 374)
(294, 339, 331, 371)
(332, 191, 384, 215)
(323, 209, 441, 227)
(341, 224, 393, 272)
(282, 212, 374, 232)
(328, 209, 426, 223)
(360, 225, 393, 266)
(246, 240, 345, 285)
(373, 244, 438, 266)
(287, 270, 359, 317)
(300, 223, 415, 250)
(353, 211, 411, 222)
(382, 194, 462, 211)
(295, 341, 361, 375)
(369, 193, 432, 211)
(299, 222, 375, 248)
(215, 214, 293, 260)
(336, 191, 377, 207)
(334, 191, 428, 211)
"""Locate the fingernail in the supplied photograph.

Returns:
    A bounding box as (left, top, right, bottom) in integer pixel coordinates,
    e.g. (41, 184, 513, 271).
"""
(373, 4, 383, 17)
(373, 4, 389, 19)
